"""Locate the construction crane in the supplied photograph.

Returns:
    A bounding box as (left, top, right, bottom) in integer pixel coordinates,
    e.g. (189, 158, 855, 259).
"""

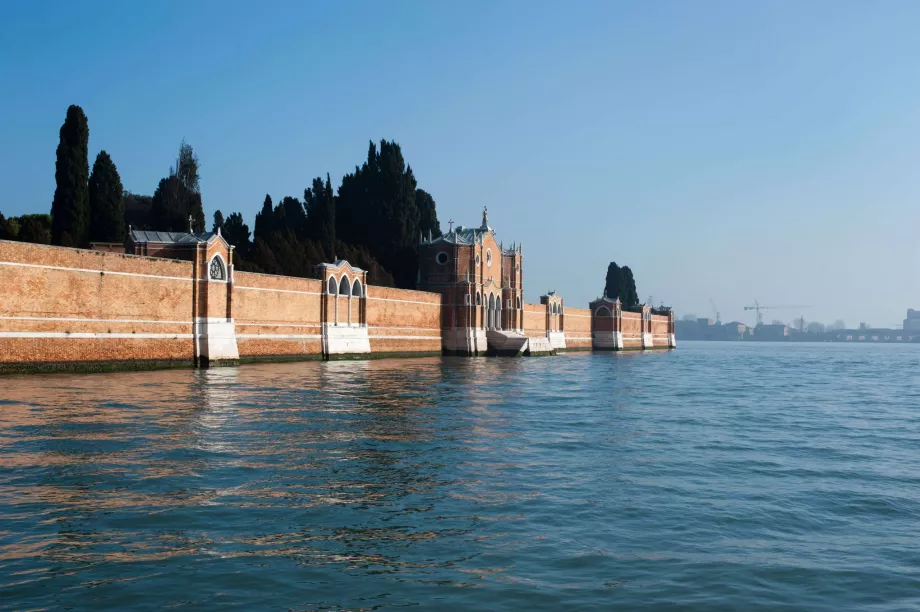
(709, 298, 721, 324)
(743, 299, 810, 326)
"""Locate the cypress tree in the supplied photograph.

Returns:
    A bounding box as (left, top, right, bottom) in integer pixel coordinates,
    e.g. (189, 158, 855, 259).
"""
(213, 210, 225, 232)
(305, 174, 336, 256)
(604, 262, 622, 299)
(51, 105, 90, 246)
(254, 194, 273, 240)
(416, 188, 441, 238)
(621, 266, 639, 308)
(87, 151, 125, 243)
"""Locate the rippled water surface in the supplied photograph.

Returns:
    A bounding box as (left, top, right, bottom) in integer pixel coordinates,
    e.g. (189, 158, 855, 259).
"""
(3, 343, 920, 610)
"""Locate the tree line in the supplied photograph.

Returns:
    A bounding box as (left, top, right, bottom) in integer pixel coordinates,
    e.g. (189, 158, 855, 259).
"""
(0, 105, 442, 288)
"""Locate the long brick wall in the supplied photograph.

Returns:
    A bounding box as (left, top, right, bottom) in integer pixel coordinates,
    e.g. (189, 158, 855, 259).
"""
(522, 303, 548, 339)
(0, 240, 674, 372)
(233, 271, 324, 360)
(0, 241, 196, 370)
(563, 307, 592, 350)
(365, 286, 442, 355)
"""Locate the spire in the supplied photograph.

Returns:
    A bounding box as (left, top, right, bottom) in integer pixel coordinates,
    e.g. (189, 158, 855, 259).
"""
(481, 206, 489, 230)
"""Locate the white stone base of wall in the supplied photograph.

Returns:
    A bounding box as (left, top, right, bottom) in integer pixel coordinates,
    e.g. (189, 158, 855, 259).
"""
(486, 330, 529, 356)
(547, 330, 567, 350)
(323, 324, 371, 356)
(593, 331, 624, 350)
(443, 328, 488, 355)
(526, 337, 555, 355)
(642, 333, 653, 349)
(196, 317, 240, 365)
(669, 333, 676, 348)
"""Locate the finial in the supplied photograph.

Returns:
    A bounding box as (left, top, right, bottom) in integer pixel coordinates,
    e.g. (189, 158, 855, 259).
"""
(217, 226, 222, 237)
(448, 218, 454, 232)
(188, 215, 194, 233)
(481, 206, 489, 230)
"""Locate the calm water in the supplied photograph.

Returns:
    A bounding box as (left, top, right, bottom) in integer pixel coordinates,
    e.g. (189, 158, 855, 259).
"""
(2, 343, 920, 610)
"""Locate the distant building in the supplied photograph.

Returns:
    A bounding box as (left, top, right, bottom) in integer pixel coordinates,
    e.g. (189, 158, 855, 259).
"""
(904, 309, 920, 331)
(755, 324, 788, 341)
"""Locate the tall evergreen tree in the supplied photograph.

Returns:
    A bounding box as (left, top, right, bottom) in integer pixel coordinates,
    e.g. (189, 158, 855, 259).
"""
(221, 212, 251, 256)
(150, 140, 205, 232)
(416, 188, 442, 239)
(254, 194, 274, 240)
(87, 151, 125, 243)
(621, 266, 639, 309)
(304, 174, 336, 256)
(50, 105, 90, 246)
(213, 210, 225, 233)
(604, 262, 622, 300)
(123, 191, 153, 230)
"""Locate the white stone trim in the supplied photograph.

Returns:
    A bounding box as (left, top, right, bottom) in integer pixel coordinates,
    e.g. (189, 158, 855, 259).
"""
(0, 315, 193, 325)
(0, 332, 192, 339)
(236, 333, 322, 339)
(0, 260, 192, 282)
(234, 285, 322, 296)
(365, 297, 440, 307)
(235, 322, 322, 328)
(369, 335, 442, 340)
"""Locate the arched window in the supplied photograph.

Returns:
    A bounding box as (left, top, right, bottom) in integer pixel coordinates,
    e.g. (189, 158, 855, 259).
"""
(352, 279, 362, 298)
(476, 292, 481, 306)
(516, 296, 521, 309)
(488, 293, 495, 309)
(328, 276, 337, 295)
(209, 255, 225, 280)
(595, 306, 612, 317)
(339, 276, 351, 296)
(464, 294, 471, 305)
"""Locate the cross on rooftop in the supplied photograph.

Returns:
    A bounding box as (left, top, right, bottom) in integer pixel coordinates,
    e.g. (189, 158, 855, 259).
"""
(448, 218, 454, 232)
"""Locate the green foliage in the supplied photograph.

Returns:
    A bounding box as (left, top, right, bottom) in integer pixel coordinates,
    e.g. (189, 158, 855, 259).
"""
(416, 188, 441, 239)
(304, 174, 336, 255)
(213, 210, 224, 233)
(150, 141, 205, 232)
(0, 212, 17, 240)
(337, 140, 422, 288)
(88, 151, 125, 242)
(604, 261, 639, 309)
(124, 191, 153, 230)
(17, 214, 52, 244)
(51, 105, 90, 246)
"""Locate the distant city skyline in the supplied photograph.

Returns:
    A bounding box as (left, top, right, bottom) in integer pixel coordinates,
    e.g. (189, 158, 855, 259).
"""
(2, 0, 920, 324)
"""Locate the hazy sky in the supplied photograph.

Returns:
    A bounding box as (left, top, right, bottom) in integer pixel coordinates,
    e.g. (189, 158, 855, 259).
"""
(2, 0, 919, 327)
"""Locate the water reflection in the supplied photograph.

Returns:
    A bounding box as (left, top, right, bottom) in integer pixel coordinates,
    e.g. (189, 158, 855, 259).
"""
(5, 347, 917, 609)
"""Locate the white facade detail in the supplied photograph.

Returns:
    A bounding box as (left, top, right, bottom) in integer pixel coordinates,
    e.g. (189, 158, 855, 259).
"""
(195, 317, 240, 365)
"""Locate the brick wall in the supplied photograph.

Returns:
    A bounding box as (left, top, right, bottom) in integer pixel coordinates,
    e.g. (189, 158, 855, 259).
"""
(621, 311, 643, 349)
(652, 314, 670, 345)
(563, 307, 592, 349)
(366, 286, 442, 354)
(0, 240, 195, 368)
(233, 271, 324, 359)
(522, 303, 547, 339)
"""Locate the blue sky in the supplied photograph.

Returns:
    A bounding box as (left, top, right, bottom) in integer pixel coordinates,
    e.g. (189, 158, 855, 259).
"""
(2, 0, 920, 327)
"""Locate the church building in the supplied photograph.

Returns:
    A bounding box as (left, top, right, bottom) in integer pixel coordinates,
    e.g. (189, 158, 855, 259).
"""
(418, 207, 536, 355)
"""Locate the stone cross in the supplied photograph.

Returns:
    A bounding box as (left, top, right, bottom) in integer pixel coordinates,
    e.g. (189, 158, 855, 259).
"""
(448, 218, 454, 232)
(189, 215, 194, 233)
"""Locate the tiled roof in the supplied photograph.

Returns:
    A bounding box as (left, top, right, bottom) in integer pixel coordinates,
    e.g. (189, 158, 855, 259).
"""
(129, 230, 217, 244)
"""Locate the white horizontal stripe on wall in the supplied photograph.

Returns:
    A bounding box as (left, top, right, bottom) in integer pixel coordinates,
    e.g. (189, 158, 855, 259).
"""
(235, 322, 322, 328)
(236, 334, 322, 340)
(0, 315, 193, 325)
(0, 260, 195, 282)
(0, 332, 192, 339)
(368, 326, 441, 332)
(365, 297, 440, 307)
(234, 285, 322, 296)
(368, 335, 441, 340)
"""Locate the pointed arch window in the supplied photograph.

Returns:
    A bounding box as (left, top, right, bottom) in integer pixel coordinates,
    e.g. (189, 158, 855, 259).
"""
(328, 277, 337, 295)
(339, 276, 351, 296)
(352, 279, 362, 298)
(209, 256, 225, 280)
